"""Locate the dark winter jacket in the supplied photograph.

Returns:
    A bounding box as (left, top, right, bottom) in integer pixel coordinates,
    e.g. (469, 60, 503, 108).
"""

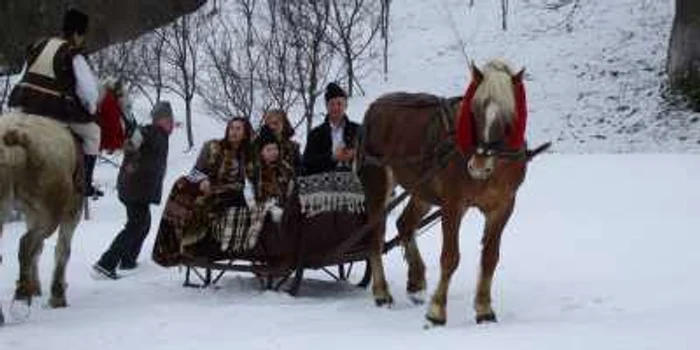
(302, 115, 360, 175)
(117, 124, 170, 204)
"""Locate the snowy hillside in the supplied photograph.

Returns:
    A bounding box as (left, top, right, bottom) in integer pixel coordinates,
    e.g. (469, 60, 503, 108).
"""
(2, 0, 700, 349)
(344, 0, 698, 153)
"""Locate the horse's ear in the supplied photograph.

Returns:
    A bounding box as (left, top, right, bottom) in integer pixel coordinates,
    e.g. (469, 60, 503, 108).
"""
(513, 68, 525, 84)
(471, 61, 483, 83)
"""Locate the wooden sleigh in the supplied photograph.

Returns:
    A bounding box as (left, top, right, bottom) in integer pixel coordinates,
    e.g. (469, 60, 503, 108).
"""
(151, 171, 441, 295)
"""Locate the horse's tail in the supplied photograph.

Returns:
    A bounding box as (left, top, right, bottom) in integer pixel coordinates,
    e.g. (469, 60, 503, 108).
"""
(0, 128, 29, 233)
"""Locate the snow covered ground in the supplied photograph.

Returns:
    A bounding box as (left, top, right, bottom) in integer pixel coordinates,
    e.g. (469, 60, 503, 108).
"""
(1, 153, 699, 349)
(2, 0, 700, 348)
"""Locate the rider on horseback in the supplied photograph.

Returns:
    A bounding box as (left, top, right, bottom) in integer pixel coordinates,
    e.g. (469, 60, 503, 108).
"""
(7, 8, 103, 197)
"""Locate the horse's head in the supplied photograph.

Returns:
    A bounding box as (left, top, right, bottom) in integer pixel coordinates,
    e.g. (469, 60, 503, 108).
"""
(465, 59, 525, 180)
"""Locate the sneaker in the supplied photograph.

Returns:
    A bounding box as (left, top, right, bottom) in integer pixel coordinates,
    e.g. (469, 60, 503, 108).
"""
(92, 264, 120, 280)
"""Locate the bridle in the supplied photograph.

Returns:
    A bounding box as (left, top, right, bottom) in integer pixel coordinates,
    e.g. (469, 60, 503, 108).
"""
(473, 141, 527, 161)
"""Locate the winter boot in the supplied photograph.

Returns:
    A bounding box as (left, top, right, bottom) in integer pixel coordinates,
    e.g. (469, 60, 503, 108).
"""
(84, 155, 104, 198)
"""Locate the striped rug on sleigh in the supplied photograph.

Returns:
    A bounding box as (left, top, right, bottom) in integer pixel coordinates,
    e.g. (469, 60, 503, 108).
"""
(297, 171, 365, 218)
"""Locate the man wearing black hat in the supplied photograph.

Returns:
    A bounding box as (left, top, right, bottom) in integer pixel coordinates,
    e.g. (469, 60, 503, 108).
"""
(8, 8, 103, 197)
(302, 82, 360, 175)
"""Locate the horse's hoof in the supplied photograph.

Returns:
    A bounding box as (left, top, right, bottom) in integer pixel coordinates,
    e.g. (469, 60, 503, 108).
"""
(374, 295, 394, 308)
(10, 300, 31, 322)
(475, 312, 497, 324)
(49, 297, 68, 308)
(424, 314, 446, 327)
(407, 290, 426, 305)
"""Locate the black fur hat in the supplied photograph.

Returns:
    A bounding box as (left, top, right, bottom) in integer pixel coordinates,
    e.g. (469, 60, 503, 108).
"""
(257, 125, 279, 149)
(63, 8, 89, 36)
(324, 82, 347, 102)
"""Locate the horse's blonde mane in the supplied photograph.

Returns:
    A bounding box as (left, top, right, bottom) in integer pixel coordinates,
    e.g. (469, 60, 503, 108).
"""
(473, 59, 517, 125)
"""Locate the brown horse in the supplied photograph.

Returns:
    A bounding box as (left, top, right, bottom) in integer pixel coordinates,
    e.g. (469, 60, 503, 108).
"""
(0, 112, 84, 325)
(358, 59, 532, 326)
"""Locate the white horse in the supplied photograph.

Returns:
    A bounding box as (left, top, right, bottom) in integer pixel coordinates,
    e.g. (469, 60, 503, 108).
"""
(0, 111, 84, 325)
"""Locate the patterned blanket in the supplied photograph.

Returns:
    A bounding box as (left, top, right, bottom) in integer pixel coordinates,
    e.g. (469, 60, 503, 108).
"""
(210, 199, 276, 253)
(297, 171, 365, 218)
(152, 177, 270, 267)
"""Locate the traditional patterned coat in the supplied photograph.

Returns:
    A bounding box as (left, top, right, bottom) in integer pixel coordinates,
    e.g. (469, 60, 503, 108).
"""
(189, 139, 252, 210)
(279, 138, 302, 174)
(250, 160, 295, 205)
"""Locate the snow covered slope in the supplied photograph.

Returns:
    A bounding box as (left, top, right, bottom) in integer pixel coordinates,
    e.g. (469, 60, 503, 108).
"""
(345, 0, 698, 153)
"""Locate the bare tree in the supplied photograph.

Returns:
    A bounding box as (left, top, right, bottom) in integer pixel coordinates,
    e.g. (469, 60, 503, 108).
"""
(380, 0, 391, 80)
(162, 14, 204, 148)
(668, 0, 700, 105)
(258, 0, 300, 113)
(193, 0, 386, 132)
(139, 31, 168, 106)
(501, 0, 509, 31)
(90, 41, 144, 96)
(280, 0, 335, 134)
(329, 0, 382, 96)
(240, 0, 259, 119)
(201, 37, 251, 121)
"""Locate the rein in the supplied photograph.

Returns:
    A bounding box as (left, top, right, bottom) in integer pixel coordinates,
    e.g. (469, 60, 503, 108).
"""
(473, 141, 552, 161)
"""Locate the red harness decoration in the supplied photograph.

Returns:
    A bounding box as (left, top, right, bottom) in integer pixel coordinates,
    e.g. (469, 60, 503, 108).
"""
(509, 79, 527, 150)
(98, 90, 126, 153)
(455, 80, 479, 154)
(455, 77, 528, 154)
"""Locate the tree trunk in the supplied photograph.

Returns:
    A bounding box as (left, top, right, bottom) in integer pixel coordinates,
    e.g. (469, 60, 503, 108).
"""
(668, 0, 700, 93)
(381, 0, 391, 81)
(346, 48, 355, 97)
(185, 99, 194, 149)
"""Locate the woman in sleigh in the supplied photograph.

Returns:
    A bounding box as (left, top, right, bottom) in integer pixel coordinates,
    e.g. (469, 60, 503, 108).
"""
(152, 118, 296, 268)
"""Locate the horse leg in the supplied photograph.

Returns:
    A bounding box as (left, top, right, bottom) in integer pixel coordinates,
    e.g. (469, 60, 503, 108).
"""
(426, 203, 464, 326)
(368, 219, 393, 306)
(49, 207, 81, 308)
(397, 197, 430, 304)
(15, 211, 58, 304)
(474, 199, 514, 324)
(15, 230, 44, 304)
(362, 165, 394, 306)
(31, 241, 44, 297)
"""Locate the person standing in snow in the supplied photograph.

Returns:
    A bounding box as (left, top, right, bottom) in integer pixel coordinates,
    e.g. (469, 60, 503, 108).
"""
(93, 101, 174, 280)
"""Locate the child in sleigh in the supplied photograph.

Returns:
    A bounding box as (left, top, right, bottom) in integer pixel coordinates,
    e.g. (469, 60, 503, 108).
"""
(245, 125, 295, 224)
